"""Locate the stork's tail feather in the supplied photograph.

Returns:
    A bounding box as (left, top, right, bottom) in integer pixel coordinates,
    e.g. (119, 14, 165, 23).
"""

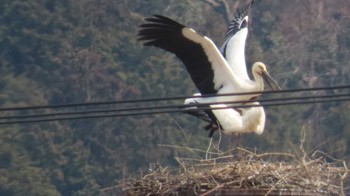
(183, 96, 221, 137)
(204, 123, 217, 138)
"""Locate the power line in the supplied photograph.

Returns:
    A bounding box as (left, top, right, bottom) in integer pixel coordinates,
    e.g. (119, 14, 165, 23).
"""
(0, 84, 349, 112)
(1, 92, 349, 120)
(0, 95, 348, 125)
(0, 85, 349, 125)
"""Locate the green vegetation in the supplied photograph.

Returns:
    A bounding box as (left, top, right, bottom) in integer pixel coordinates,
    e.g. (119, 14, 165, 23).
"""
(0, 0, 349, 195)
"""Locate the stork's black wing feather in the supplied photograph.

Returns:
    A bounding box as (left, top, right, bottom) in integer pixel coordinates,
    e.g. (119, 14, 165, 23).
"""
(138, 15, 231, 137)
(138, 15, 217, 95)
(183, 107, 220, 137)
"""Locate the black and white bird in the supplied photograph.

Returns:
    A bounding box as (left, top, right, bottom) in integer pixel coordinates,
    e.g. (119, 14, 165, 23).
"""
(137, 2, 279, 137)
(183, 1, 269, 137)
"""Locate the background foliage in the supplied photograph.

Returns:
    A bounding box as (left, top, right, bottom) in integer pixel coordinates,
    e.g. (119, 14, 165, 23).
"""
(0, 0, 350, 195)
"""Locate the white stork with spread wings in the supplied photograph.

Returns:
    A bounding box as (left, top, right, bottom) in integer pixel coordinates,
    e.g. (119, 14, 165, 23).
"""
(137, 2, 279, 137)
(183, 1, 270, 137)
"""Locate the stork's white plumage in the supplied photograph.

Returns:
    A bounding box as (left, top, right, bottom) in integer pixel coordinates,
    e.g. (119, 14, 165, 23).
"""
(220, 1, 252, 81)
(184, 97, 266, 136)
(137, 2, 279, 137)
(183, 2, 272, 137)
(210, 103, 265, 135)
(138, 15, 279, 104)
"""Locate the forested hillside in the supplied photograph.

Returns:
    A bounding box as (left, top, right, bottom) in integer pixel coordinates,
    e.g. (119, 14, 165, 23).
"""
(0, 0, 350, 195)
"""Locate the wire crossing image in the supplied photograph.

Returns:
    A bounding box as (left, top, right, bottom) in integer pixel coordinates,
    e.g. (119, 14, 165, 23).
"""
(0, 85, 348, 125)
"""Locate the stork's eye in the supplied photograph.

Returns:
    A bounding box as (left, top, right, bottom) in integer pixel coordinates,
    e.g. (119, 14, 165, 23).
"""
(257, 65, 265, 74)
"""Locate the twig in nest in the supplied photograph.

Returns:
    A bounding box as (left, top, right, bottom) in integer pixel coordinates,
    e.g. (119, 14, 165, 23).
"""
(205, 138, 213, 160)
(236, 147, 295, 159)
(312, 150, 344, 162)
(158, 144, 221, 155)
(299, 121, 310, 161)
(175, 156, 188, 173)
(340, 161, 349, 196)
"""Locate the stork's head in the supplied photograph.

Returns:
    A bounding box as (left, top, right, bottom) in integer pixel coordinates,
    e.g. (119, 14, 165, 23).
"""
(252, 62, 281, 90)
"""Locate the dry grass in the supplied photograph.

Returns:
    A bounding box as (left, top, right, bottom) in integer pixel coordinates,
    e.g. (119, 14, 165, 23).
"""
(115, 148, 348, 196)
(103, 130, 349, 195)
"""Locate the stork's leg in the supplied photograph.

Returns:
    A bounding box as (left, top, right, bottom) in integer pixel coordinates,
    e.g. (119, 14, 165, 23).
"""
(227, 134, 234, 161)
(229, 134, 234, 152)
(236, 133, 242, 160)
(236, 133, 240, 148)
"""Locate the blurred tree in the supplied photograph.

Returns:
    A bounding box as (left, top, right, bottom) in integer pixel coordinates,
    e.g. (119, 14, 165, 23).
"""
(0, 0, 350, 195)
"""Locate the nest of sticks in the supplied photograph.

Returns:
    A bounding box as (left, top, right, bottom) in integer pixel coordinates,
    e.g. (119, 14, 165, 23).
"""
(116, 146, 349, 196)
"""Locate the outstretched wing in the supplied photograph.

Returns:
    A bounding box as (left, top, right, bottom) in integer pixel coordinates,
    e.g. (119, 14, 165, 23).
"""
(138, 15, 236, 95)
(220, 1, 254, 80)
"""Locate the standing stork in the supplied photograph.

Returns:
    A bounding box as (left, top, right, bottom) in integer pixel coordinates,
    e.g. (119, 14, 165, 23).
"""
(137, 7, 279, 136)
(184, 1, 272, 137)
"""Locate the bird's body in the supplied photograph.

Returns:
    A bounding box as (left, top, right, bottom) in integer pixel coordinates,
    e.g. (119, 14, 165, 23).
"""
(184, 97, 266, 136)
(210, 103, 265, 135)
(138, 1, 279, 137)
(183, 1, 272, 136)
(138, 15, 279, 105)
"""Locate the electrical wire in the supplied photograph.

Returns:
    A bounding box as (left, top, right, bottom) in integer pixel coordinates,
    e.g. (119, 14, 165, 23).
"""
(0, 93, 349, 125)
(0, 97, 348, 125)
(0, 92, 350, 120)
(0, 84, 349, 112)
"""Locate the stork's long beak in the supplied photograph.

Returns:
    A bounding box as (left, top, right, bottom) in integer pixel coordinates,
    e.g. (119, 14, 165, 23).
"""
(261, 71, 281, 90)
